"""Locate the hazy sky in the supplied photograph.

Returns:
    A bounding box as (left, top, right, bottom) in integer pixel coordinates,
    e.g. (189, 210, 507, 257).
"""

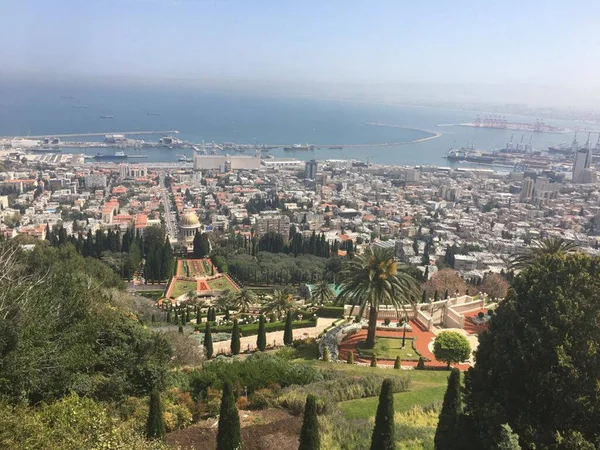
(1, 0, 599, 104)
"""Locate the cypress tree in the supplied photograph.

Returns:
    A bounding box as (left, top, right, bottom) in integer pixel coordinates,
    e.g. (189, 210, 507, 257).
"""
(434, 290, 439, 301)
(394, 356, 401, 369)
(216, 382, 242, 450)
(421, 290, 427, 303)
(151, 314, 155, 323)
(185, 309, 190, 324)
(204, 322, 214, 359)
(178, 324, 184, 333)
(145, 389, 166, 440)
(370, 354, 377, 368)
(196, 308, 202, 324)
(347, 351, 354, 364)
(434, 368, 461, 450)
(322, 347, 330, 362)
(283, 310, 293, 345)
(370, 379, 395, 450)
(174, 309, 179, 323)
(166, 311, 171, 323)
(231, 319, 241, 355)
(416, 357, 425, 370)
(299, 394, 320, 450)
(257, 315, 266, 351)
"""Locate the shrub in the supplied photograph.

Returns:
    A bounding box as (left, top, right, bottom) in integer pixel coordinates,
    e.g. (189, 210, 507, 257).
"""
(384, 318, 391, 326)
(188, 353, 323, 400)
(394, 356, 401, 369)
(316, 306, 345, 318)
(433, 331, 471, 368)
(416, 357, 425, 370)
(487, 309, 494, 316)
(370, 354, 377, 368)
(248, 389, 273, 410)
(322, 347, 331, 362)
(478, 311, 485, 319)
(235, 396, 250, 411)
(347, 352, 354, 364)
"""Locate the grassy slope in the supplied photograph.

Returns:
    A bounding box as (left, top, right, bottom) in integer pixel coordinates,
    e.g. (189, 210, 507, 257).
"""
(292, 359, 448, 420)
(358, 337, 421, 361)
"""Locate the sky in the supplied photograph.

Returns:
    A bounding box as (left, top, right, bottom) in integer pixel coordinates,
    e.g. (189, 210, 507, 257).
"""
(1, 0, 600, 105)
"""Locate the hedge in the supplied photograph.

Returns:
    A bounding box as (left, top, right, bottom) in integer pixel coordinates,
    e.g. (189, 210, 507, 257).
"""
(316, 306, 345, 318)
(195, 318, 317, 336)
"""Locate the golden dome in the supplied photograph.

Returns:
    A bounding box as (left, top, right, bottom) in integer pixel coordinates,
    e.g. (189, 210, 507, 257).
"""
(179, 212, 200, 227)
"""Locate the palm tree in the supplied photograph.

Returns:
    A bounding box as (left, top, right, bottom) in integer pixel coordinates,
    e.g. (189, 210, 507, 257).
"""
(311, 279, 335, 305)
(509, 237, 578, 270)
(215, 289, 235, 316)
(185, 289, 198, 304)
(263, 290, 295, 320)
(234, 288, 256, 313)
(337, 247, 419, 349)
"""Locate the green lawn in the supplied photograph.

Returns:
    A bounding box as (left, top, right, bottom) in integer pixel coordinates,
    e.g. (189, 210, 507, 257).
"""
(170, 280, 197, 299)
(358, 337, 421, 361)
(207, 276, 237, 291)
(338, 370, 450, 420)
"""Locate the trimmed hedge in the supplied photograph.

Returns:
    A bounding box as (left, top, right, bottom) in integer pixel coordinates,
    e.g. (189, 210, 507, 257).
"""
(317, 306, 345, 318)
(195, 318, 317, 336)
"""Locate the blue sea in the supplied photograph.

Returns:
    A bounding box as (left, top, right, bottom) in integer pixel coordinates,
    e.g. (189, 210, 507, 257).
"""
(0, 80, 597, 166)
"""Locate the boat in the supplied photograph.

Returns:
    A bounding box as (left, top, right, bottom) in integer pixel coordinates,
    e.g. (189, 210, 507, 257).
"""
(328, 146, 343, 150)
(283, 144, 315, 151)
(178, 154, 189, 162)
(100, 115, 114, 119)
(445, 148, 495, 164)
(93, 151, 128, 160)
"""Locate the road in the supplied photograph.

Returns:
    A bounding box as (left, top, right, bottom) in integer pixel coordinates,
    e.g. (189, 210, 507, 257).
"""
(4, 130, 180, 139)
(158, 171, 177, 240)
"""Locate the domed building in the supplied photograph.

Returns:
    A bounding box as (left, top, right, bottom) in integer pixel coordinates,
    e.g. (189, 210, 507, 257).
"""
(178, 211, 200, 250)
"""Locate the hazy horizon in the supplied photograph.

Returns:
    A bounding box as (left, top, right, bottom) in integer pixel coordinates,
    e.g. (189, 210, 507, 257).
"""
(2, 0, 600, 108)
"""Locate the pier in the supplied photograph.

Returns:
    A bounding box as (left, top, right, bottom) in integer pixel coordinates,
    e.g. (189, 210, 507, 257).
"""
(4, 130, 179, 139)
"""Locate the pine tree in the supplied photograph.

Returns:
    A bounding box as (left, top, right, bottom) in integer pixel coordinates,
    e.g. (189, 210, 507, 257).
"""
(231, 319, 241, 355)
(394, 356, 401, 369)
(370, 379, 395, 450)
(434, 368, 461, 450)
(370, 354, 377, 368)
(347, 351, 354, 364)
(216, 382, 242, 450)
(204, 322, 213, 359)
(299, 394, 320, 450)
(145, 389, 166, 440)
(256, 315, 266, 351)
(283, 310, 293, 345)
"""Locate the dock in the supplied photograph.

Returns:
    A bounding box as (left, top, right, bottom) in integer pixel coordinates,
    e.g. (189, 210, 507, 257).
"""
(3, 130, 179, 139)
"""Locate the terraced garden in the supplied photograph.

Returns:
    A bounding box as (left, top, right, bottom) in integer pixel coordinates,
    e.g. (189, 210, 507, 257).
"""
(169, 280, 198, 299)
(177, 259, 215, 277)
(206, 275, 238, 291)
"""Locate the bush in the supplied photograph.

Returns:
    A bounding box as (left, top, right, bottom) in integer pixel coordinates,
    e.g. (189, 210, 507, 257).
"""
(322, 347, 331, 362)
(189, 353, 323, 400)
(416, 357, 425, 370)
(477, 311, 485, 319)
(487, 309, 494, 316)
(248, 389, 274, 410)
(316, 306, 345, 318)
(347, 352, 354, 364)
(394, 356, 401, 369)
(384, 318, 391, 326)
(433, 331, 472, 368)
(370, 354, 378, 368)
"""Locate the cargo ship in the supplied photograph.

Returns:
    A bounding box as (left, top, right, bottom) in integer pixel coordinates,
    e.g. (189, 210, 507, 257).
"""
(283, 144, 315, 151)
(93, 151, 128, 160)
(445, 148, 495, 164)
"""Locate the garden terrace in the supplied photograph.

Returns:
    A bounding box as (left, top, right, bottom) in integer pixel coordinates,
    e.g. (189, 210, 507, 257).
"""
(205, 274, 240, 292)
(177, 258, 216, 278)
(168, 279, 198, 299)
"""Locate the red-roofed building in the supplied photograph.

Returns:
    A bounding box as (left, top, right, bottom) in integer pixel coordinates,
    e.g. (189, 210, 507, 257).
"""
(135, 214, 148, 230)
